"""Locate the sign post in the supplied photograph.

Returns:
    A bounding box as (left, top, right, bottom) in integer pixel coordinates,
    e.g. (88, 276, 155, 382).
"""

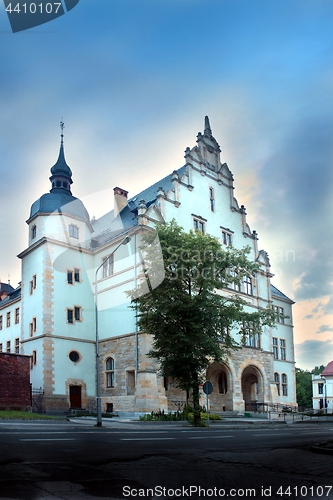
(202, 381, 213, 426)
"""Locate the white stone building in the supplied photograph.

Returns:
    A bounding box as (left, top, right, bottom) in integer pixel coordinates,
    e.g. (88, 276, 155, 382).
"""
(0, 117, 297, 414)
(312, 361, 333, 413)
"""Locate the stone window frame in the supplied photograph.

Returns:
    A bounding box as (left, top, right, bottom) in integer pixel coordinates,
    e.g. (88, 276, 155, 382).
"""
(243, 275, 253, 295)
(29, 274, 37, 295)
(6, 312, 10, 328)
(67, 268, 81, 285)
(67, 306, 83, 324)
(6, 340, 10, 353)
(273, 305, 285, 324)
(192, 215, 206, 234)
(29, 317, 37, 337)
(221, 229, 233, 247)
(242, 320, 261, 349)
(15, 307, 20, 324)
(31, 350, 37, 369)
(105, 357, 115, 388)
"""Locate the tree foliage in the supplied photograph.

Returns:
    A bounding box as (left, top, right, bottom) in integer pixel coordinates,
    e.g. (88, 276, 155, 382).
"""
(295, 368, 312, 408)
(131, 221, 276, 421)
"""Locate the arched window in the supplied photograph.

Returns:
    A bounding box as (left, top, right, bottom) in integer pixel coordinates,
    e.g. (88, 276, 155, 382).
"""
(106, 357, 115, 388)
(274, 372, 280, 396)
(218, 372, 228, 394)
(281, 373, 288, 396)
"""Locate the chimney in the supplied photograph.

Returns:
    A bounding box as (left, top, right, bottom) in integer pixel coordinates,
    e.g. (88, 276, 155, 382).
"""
(113, 187, 128, 217)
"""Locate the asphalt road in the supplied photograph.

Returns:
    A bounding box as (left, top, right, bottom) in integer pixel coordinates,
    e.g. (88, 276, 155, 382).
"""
(0, 419, 332, 500)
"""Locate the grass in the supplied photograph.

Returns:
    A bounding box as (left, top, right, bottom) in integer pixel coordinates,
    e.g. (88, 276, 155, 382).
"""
(0, 410, 65, 420)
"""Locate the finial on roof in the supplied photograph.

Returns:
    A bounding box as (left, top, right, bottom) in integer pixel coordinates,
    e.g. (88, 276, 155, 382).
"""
(204, 116, 212, 137)
(60, 118, 65, 146)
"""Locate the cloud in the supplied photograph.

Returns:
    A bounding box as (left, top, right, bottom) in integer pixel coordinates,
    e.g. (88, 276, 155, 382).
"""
(295, 339, 333, 370)
(316, 325, 333, 334)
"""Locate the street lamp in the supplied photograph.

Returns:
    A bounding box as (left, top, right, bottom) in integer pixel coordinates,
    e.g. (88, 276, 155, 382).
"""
(95, 234, 131, 427)
(320, 375, 327, 414)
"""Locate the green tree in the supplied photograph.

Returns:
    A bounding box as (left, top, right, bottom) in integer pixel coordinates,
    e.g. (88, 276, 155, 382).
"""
(295, 368, 312, 408)
(131, 221, 276, 424)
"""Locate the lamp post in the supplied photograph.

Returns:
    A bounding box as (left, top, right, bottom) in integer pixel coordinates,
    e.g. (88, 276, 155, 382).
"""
(321, 375, 327, 414)
(95, 235, 131, 427)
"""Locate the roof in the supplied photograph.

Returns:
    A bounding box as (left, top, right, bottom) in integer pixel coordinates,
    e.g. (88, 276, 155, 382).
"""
(0, 283, 14, 295)
(29, 192, 90, 222)
(270, 284, 294, 303)
(321, 361, 333, 377)
(91, 165, 187, 246)
(0, 285, 21, 308)
(50, 140, 72, 179)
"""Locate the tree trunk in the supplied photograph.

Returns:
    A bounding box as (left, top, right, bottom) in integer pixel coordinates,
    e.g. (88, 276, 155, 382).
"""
(192, 372, 200, 425)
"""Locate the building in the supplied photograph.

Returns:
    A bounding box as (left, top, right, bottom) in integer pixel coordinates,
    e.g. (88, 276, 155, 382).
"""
(0, 117, 296, 414)
(312, 361, 333, 413)
(0, 352, 31, 411)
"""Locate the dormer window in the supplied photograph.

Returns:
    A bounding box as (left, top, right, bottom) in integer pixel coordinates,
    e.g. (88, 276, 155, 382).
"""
(31, 225, 36, 240)
(69, 224, 79, 239)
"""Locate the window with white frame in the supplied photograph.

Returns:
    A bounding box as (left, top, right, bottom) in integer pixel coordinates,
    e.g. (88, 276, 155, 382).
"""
(67, 268, 80, 284)
(274, 372, 280, 396)
(273, 337, 278, 359)
(318, 383, 324, 395)
(67, 307, 82, 324)
(102, 255, 114, 278)
(68, 224, 79, 239)
(105, 357, 115, 388)
(281, 373, 288, 396)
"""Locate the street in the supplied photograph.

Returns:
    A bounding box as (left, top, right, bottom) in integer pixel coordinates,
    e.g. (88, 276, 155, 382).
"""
(0, 419, 332, 500)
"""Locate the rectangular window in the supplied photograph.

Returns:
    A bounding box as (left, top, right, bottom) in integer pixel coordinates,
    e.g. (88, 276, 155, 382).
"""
(67, 270, 73, 284)
(222, 230, 232, 246)
(6, 312, 10, 327)
(67, 309, 74, 324)
(242, 321, 260, 348)
(209, 187, 215, 212)
(31, 350, 37, 369)
(31, 225, 37, 239)
(282, 374, 288, 396)
(102, 255, 114, 278)
(15, 337, 19, 354)
(69, 224, 79, 238)
(74, 306, 81, 321)
(243, 276, 253, 295)
(280, 339, 286, 360)
(15, 308, 20, 324)
(273, 305, 284, 323)
(318, 383, 324, 395)
(6, 341, 10, 353)
(0, 343, 2, 352)
(30, 275, 37, 295)
(273, 337, 278, 359)
(0, 315, 2, 330)
(74, 268, 80, 282)
(193, 218, 205, 233)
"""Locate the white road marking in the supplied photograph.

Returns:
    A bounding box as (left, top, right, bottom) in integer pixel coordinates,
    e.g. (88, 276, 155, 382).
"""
(188, 435, 233, 439)
(20, 438, 76, 441)
(121, 437, 176, 441)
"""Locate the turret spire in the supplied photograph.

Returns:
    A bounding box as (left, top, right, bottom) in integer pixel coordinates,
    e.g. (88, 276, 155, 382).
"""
(49, 120, 73, 193)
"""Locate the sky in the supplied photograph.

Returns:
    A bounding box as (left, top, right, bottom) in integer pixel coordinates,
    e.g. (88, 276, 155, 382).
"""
(0, 0, 333, 370)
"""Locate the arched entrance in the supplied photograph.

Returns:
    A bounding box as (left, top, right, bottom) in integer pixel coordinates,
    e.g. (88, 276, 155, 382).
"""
(241, 365, 264, 412)
(206, 363, 233, 412)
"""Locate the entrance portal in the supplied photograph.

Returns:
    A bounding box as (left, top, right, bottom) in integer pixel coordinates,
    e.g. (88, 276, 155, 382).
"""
(241, 366, 263, 412)
(69, 385, 82, 409)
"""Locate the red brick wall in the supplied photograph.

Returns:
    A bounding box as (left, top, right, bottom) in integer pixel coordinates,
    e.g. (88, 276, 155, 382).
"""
(0, 353, 31, 410)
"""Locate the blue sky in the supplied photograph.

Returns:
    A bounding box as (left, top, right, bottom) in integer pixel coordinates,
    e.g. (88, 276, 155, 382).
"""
(1, 0, 333, 370)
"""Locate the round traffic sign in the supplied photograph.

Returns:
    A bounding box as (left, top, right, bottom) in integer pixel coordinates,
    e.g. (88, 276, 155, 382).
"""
(202, 381, 213, 395)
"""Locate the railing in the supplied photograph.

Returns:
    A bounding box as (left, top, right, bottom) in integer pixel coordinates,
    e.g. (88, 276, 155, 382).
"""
(31, 387, 44, 413)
